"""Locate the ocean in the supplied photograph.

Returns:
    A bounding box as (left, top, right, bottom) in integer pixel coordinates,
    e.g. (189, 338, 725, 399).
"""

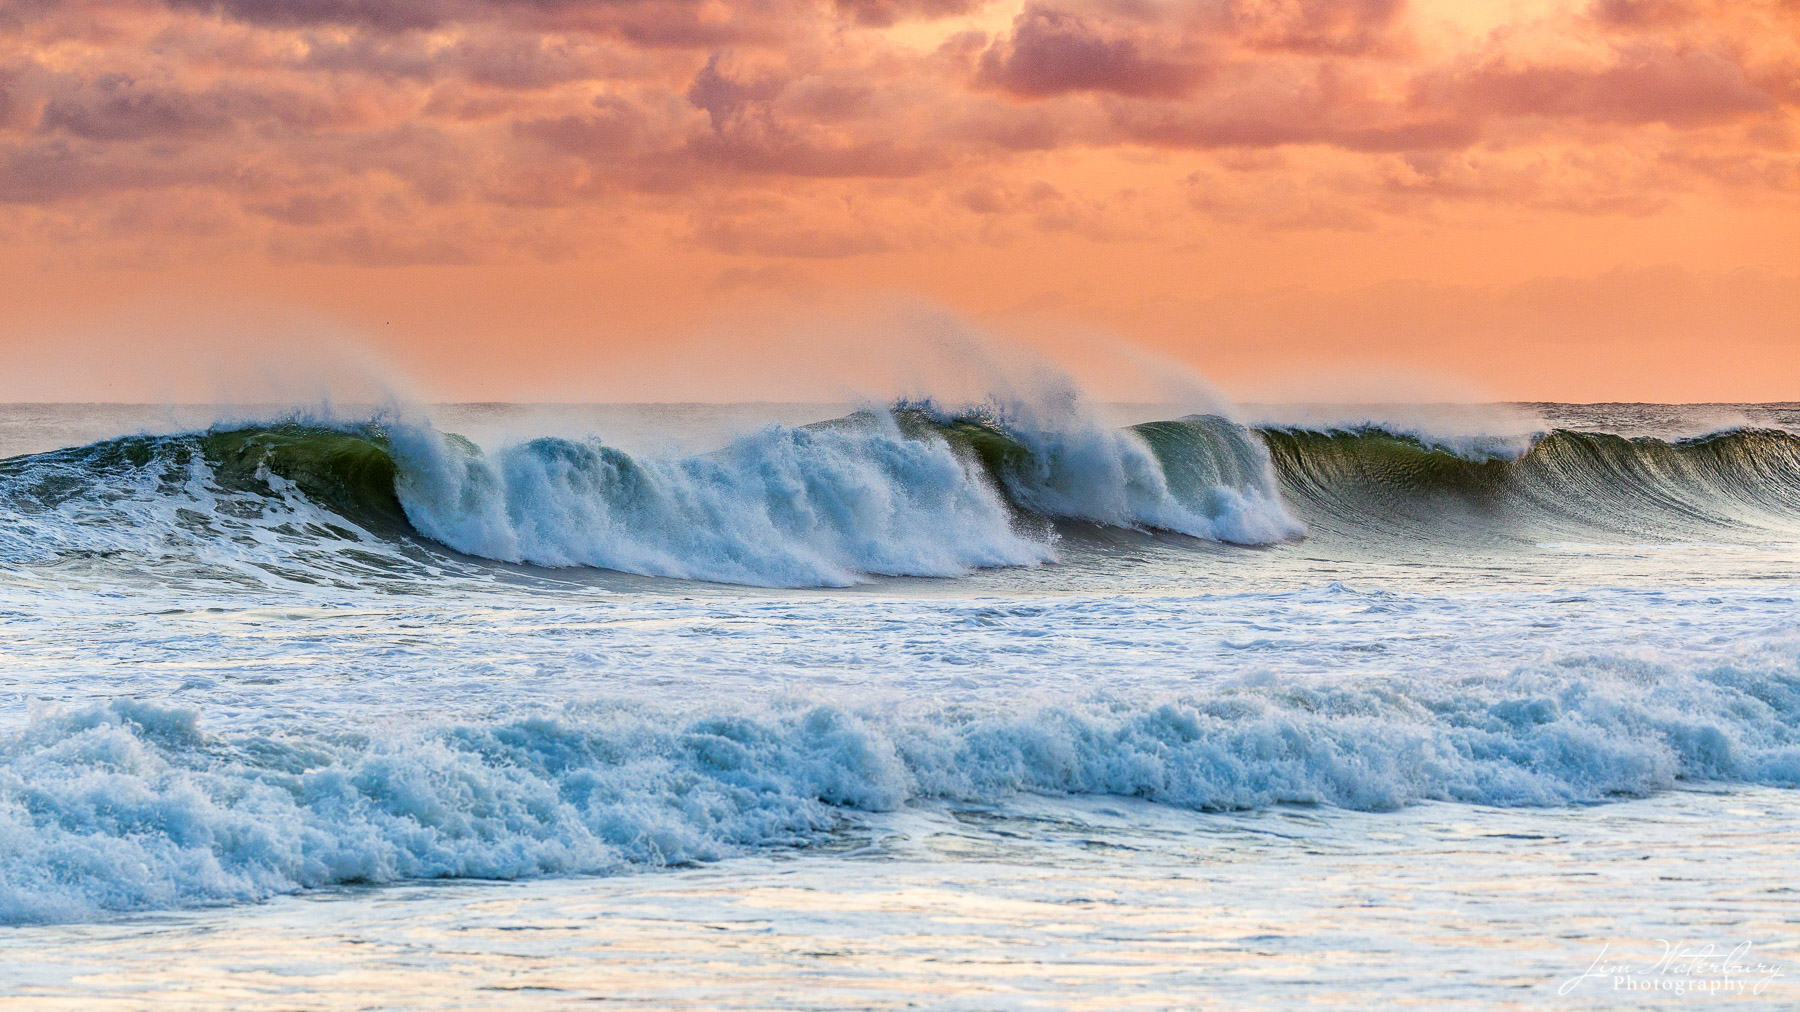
(1, 398, 1797, 1009)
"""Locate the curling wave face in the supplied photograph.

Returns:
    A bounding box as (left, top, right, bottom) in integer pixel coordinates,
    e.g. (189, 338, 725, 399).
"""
(1264, 424, 1800, 544)
(387, 412, 1053, 586)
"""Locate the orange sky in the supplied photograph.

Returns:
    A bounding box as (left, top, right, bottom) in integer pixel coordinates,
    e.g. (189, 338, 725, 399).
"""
(0, 0, 1795, 403)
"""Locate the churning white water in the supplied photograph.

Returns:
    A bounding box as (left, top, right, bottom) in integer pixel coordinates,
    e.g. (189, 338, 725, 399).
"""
(2, 399, 1799, 1008)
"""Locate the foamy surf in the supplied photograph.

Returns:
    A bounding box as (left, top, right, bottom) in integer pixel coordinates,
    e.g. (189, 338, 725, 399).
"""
(4, 392, 1800, 1012)
(388, 412, 1053, 587)
(5, 645, 1799, 925)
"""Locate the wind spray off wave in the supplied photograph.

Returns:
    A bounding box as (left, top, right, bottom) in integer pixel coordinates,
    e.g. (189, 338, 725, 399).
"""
(388, 411, 1053, 586)
(6, 400, 1800, 588)
(390, 399, 1303, 585)
(0, 398, 1302, 588)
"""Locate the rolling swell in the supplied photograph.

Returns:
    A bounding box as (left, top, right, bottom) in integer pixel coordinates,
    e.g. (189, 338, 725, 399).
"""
(386, 413, 1052, 586)
(1263, 425, 1800, 542)
(209, 406, 1300, 585)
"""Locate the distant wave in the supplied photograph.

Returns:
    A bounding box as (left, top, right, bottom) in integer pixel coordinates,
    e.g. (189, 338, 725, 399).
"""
(1264, 424, 1800, 542)
(5, 647, 1799, 923)
(4, 409, 1800, 587)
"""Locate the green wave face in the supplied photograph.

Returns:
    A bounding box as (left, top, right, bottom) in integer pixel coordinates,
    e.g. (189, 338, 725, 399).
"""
(1259, 425, 1800, 542)
(889, 405, 1302, 542)
(1259, 427, 1511, 497)
(1132, 416, 1282, 502)
(198, 425, 413, 538)
(0, 423, 458, 586)
(914, 409, 1286, 521)
(930, 419, 1033, 500)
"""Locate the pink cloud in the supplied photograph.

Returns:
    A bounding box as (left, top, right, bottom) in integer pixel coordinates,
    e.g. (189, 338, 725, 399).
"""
(0, 0, 1787, 267)
(1421, 42, 1778, 128)
(1229, 0, 1407, 56)
(979, 4, 1209, 98)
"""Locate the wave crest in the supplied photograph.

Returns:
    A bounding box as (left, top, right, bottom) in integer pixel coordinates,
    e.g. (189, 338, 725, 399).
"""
(903, 401, 1304, 544)
(0, 404, 1303, 587)
(1264, 424, 1800, 540)
(390, 414, 1052, 587)
(7, 410, 1800, 586)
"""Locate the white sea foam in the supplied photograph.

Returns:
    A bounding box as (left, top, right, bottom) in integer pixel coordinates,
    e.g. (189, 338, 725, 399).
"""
(389, 414, 1053, 587)
(389, 396, 1304, 585)
(907, 397, 1304, 544)
(1002, 420, 1301, 543)
(6, 650, 1798, 925)
(0, 428, 424, 588)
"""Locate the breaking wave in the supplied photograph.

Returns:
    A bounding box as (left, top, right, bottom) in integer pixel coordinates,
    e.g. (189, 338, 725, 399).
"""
(3, 407, 1800, 587)
(5, 647, 1799, 924)
(0, 406, 1300, 587)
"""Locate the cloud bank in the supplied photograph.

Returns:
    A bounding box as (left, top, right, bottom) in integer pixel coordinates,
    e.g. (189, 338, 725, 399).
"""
(0, 0, 1790, 266)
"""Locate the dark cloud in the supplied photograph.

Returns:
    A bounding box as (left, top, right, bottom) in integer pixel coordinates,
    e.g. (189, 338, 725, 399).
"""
(1112, 99, 1475, 152)
(301, 32, 623, 88)
(516, 95, 650, 158)
(164, 0, 794, 46)
(0, 138, 221, 202)
(169, 0, 453, 31)
(247, 189, 359, 225)
(686, 55, 786, 128)
(39, 74, 234, 141)
(683, 56, 941, 176)
(0, 64, 34, 131)
(980, 5, 1206, 98)
(685, 120, 941, 177)
(0, 141, 104, 202)
(1588, 0, 1698, 29)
